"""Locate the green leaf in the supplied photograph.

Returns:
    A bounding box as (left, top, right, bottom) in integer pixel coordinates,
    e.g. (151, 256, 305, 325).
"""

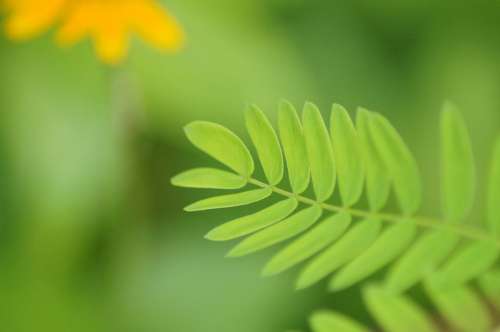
(432, 241, 499, 289)
(278, 101, 310, 193)
(205, 198, 298, 241)
(263, 212, 351, 277)
(426, 283, 491, 332)
(331, 104, 364, 207)
(369, 113, 421, 215)
(385, 230, 459, 293)
(302, 102, 336, 202)
(184, 121, 254, 177)
(478, 269, 500, 311)
(245, 105, 284, 185)
(441, 103, 475, 222)
(331, 221, 416, 291)
(184, 188, 272, 212)
(227, 205, 322, 257)
(171, 168, 246, 189)
(356, 109, 391, 211)
(297, 219, 381, 290)
(364, 285, 438, 332)
(310, 311, 370, 332)
(488, 137, 500, 235)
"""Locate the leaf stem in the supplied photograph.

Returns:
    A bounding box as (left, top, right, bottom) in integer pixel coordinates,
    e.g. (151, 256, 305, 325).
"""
(247, 178, 499, 245)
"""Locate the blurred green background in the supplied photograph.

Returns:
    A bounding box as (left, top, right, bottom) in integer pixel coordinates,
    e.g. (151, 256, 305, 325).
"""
(1, 1, 500, 331)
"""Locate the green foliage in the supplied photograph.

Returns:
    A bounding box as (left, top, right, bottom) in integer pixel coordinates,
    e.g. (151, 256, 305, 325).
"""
(330, 221, 416, 291)
(263, 212, 351, 277)
(364, 285, 438, 332)
(309, 281, 494, 332)
(331, 104, 364, 207)
(227, 205, 322, 257)
(278, 101, 310, 194)
(206, 198, 298, 241)
(441, 102, 476, 222)
(368, 112, 421, 215)
(184, 121, 254, 177)
(385, 230, 459, 293)
(488, 137, 500, 236)
(171, 168, 247, 189)
(425, 282, 491, 332)
(245, 105, 284, 185)
(356, 109, 391, 211)
(302, 102, 336, 202)
(183, 187, 272, 212)
(297, 219, 381, 290)
(172, 100, 500, 332)
(309, 311, 369, 332)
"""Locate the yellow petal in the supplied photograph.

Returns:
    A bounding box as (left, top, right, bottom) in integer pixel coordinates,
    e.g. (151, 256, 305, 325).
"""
(56, 3, 94, 46)
(92, 11, 128, 65)
(4, 0, 66, 40)
(129, 1, 184, 51)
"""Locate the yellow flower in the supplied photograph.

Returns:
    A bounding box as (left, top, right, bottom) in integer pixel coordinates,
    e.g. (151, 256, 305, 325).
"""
(3, 0, 184, 64)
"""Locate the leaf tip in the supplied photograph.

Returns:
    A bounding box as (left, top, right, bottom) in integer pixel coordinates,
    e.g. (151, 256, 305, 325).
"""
(204, 230, 220, 241)
(331, 103, 348, 115)
(295, 275, 313, 291)
(246, 103, 262, 115)
(261, 266, 276, 278)
(170, 174, 180, 187)
(442, 100, 457, 112)
(183, 204, 195, 212)
(183, 121, 201, 136)
(327, 278, 342, 292)
(279, 98, 293, 107)
(303, 101, 319, 112)
(226, 246, 245, 258)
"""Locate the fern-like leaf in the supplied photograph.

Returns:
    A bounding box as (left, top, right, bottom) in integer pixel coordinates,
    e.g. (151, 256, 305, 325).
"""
(172, 100, 500, 296)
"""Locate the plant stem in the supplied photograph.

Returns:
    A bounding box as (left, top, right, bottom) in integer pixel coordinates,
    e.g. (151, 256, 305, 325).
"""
(247, 178, 500, 245)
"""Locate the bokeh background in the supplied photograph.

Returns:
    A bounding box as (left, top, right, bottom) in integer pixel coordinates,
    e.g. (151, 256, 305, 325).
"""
(1, 1, 500, 331)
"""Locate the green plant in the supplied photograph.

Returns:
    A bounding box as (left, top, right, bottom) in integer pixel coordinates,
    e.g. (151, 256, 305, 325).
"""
(171, 101, 500, 332)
